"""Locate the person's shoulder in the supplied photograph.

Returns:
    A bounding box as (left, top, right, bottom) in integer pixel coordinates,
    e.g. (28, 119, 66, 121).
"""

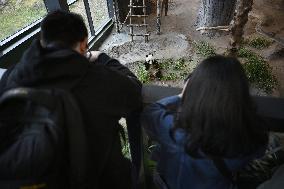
(80, 63, 121, 86)
(86, 63, 111, 75)
(173, 128, 187, 145)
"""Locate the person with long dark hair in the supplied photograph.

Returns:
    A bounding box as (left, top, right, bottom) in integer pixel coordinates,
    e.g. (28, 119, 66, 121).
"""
(141, 55, 268, 189)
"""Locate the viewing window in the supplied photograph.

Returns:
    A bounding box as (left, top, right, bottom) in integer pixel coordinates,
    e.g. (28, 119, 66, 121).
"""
(69, 0, 92, 35)
(89, 0, 109, 30)
(0, 0, 47, 42)
(0, 0, 112, 59)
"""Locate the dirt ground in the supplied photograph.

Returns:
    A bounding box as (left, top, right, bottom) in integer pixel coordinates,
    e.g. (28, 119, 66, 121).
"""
(99, 0, 284, 97)
(247, 0, 284, 97)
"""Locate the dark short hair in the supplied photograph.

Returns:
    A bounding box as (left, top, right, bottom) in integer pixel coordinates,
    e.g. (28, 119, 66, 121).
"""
(174, 55, 268, 157)
(40, 10, 88, 48)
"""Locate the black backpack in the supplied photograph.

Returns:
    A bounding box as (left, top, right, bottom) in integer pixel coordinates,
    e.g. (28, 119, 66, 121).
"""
(0, 87, 87, 189)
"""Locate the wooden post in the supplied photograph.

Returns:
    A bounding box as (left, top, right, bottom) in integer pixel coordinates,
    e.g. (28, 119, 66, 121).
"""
(143, 0, 148, 42)
(129, 0, 134, 41)
(230, 0, 254, 55)
(156, 0, 161, 34)
(113, 0, 120, 33)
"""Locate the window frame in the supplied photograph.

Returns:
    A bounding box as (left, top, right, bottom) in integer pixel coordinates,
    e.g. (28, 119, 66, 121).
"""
(83, 0, 96, 36)
(67, 0, 78, 5)
(0, 0, 114, 60)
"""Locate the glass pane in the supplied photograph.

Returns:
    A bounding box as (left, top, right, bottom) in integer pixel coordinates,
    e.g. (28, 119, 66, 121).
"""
(67, 0, 77, 5)
(0, 0, 47, 42)
(69, 0, 91, 36)
(89, 0, 109, 30)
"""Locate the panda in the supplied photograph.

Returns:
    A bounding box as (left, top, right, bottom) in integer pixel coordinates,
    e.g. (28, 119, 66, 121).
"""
(144, 53, 162, 80)
(144, 53, 159, 70)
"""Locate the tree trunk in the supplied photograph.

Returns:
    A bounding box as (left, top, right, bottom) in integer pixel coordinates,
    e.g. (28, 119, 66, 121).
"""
(197, 0, 237, 34)
(230, 0, 253, 55)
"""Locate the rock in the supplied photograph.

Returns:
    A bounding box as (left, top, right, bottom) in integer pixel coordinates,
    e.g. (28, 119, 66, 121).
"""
(268, 47, 284, 60)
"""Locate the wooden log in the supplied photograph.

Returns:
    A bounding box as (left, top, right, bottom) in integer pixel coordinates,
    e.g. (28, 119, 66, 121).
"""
(196, 26, 230, 32)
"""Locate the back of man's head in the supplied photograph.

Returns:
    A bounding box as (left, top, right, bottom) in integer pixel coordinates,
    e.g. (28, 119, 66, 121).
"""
(40, 10, 88, 48)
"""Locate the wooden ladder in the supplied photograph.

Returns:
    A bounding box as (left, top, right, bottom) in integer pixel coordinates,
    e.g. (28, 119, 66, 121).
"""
(128, 0, 150, 42)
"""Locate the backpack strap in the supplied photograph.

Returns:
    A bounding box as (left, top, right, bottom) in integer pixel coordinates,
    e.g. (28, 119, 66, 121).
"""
(0, 88, 56, 109)
(54, 89, 88, 189)
(0, 88, 88, 189)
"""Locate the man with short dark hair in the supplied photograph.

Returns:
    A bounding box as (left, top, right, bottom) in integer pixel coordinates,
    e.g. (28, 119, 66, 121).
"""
(0, 10, 142, 189)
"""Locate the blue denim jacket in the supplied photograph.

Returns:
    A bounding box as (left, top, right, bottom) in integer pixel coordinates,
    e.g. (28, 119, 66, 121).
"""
(141, 95, 264, 189)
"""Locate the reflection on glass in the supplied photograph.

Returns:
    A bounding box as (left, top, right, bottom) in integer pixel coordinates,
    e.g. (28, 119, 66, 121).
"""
(69, 0, 91, 35)
(0, 0, 47, 42)
(89, 0, 109, 30)
(67, 0, 77, 5)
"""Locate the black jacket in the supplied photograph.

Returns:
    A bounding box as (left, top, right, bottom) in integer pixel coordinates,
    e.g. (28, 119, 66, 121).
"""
(0, 39, 142, 188)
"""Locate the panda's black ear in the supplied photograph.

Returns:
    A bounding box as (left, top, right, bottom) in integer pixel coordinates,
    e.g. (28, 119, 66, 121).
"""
(146, 55, 148, 57)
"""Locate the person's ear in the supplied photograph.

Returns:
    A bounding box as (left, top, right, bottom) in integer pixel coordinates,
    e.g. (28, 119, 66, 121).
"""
(78, 38, 88, 55)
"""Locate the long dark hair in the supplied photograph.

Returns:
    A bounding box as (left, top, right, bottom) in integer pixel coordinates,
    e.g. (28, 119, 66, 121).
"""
(174, 55, 268, 158)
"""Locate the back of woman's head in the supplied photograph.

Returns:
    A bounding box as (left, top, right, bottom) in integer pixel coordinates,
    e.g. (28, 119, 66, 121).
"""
(175, 55, 268, 157)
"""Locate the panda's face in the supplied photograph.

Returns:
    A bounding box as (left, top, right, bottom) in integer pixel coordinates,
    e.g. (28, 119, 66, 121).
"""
(146, 54, 154, 64)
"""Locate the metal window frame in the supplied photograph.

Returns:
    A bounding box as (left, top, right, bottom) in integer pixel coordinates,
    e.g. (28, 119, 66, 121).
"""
(0, 0, 69, 58)
(0, 0, 114, 59)
(67, 0, 78, 5)
(80, 0, 114, 37)
(83, 0, 96, 36)
(0, 19, 42, 52)
(106, 0, 114, 18)
(44, 0, 69, 12)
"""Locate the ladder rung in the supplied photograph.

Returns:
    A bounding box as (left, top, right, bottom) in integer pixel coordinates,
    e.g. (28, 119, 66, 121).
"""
(127, 24, 148, 27)
(128, 5, 147, 8)
(129, 15, 148, 17)
(129, 34, 150, 36)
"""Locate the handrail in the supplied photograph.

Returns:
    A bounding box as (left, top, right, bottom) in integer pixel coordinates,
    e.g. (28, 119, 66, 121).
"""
(142, 84, 284, 132)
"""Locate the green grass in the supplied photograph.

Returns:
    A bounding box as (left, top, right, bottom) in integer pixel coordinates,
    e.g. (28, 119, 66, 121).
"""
(174, 58, 187, 70)
(194, 41, 216, 57)
(0, 0, 46, 41)
(159, 58, 187, 70)
(130, 45, 277, 93)
(159, 58, 192, 81)
(238, 47, 257, 59)
(160, 58, 174, 70)
(238, 48, 278, 93)
(158, 58, 192, 81)
(135, 62, 151, 83)
(119, 119, 131, 159)
(121, 138, 131, 159)
(128, 58, 193, 83)
(161, 72, 179, 81)
(245, 36, 273, 50)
